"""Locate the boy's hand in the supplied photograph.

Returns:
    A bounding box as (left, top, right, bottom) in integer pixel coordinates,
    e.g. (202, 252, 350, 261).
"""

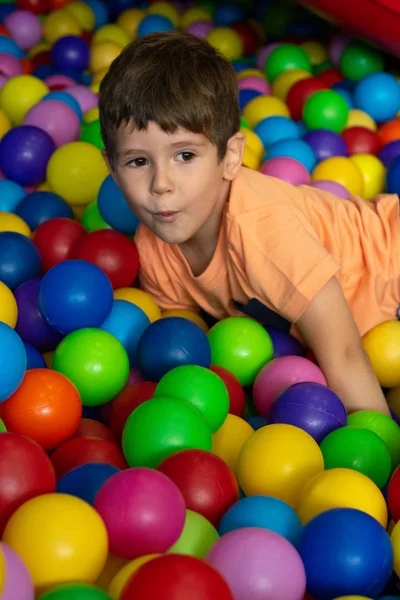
(296, 276, 390, 415)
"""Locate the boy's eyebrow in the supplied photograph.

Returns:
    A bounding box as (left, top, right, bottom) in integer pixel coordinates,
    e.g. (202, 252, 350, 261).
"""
(117, 140, 206, 156)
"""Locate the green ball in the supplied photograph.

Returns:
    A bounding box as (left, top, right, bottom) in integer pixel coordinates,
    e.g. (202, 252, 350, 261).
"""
(155, 365, 229, 433)
(320, 425, 392, 488)
(339, 42, 384, 81)
(38, 583, 111, 600)
(208, 317, 273, 387)
(240, 116, 250, 130)
(312, 60, 333, 75)
(122, 396, 212, 468)
(303, 90, 349, 133)
(167, 509, 219, 558)
(53, 328, 129, 406)
(0, 418, 7, 433)
(265, 44, 312, 83)
(347, 410, 400, 471)
(81, 201, 112, 232)
(80, 120, 104, 150)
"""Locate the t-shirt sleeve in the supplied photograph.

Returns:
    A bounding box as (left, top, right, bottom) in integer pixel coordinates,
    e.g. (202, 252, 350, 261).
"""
(229, 205, 341, 323)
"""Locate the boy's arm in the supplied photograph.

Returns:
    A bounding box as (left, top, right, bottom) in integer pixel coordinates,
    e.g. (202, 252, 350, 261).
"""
(296, 276, 390, 415)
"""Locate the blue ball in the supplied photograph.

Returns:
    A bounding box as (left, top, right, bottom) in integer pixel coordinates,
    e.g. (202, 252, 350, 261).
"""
(0, 4, 15, 21)
(245, 415, 268, 430)
(386, 156, 400, 195)
(57, 463, 120, 505)
(84, 0, 109, 28)
(332, 87, 354, 109)
(100, 300, 150, 367)
(51, 35, 90, 72)
(137, 15, 174, 37)
(254, 116, 300, 149)
(232, 59, 256, 73)
(266, 327, 306, 358)
(43, 91, 82, 120)
(137, 317, 211, 381)
(24, 342, 47, 369)
(214, 3, 246, 27)
(16, 191, 73, 230)
(98, 174, 140, 234)
(32, 65, 54, 80)
(0, 232, 41, 290)
(239, 89, 261, 111)
(38, 259, 114, 334)
(298, 508, 393, 599)
(219, 495, 302, 547)
(0, 179, 26, 212)
(0, 36, 23, 58)
(265, 138, 317, 172)
(354, 72, 400, 123)
(0, 322, 26, 402)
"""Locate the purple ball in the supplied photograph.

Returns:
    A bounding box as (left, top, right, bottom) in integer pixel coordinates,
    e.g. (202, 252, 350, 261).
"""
(4, 10, 42, 51)
(1, 542, 34, 600)
(379, 140, 400, 167)
(266, 327, 306, 358)
(310, 179, 351, 198)
(261, 157, 310, 185)
(303, 129, 348, 162)
(185, 20, 214, 38)
(65, 85, 98, 113)
(14, 277, 63, 352)
(269, 381, 347, 443)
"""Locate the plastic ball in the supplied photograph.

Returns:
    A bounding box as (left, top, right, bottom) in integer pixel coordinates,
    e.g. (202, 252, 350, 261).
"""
(0, 280, 17, 328)
(342, 126, 381, 156)
(286, 76, 328, 121)
(351, 153, 385, 199)
(38, 583, 111, 599)
(80, 119, 104, 150)
(346, 108, 377, 131)
(210, 365, 245, 416)
(265, 138, 316, 172)
(90, 41, 122, 74)
(379, 118, 400, 146)
(64, 2, 95, 31)
(242, 95, 290, 129)
(299, 508, 393, 599)
(321, 426, 392, 488)
(100, 300, 150, 366)
(114, 288, 161, 323)
(16, 191, 73, 230)
(43, 90, 82, 120)
(51, 436, 126, 478)
(116, 7, 145, 38)
(84, 0, 108, 29)
(24, 99, 81, 148)
(4, 10, 42, 51)
(207, 527, 306, 600)
(237, 424, 324, 506)
(0, 75, 48, 125)
(92, 23, 130, 47)
(260, 156, 311, 185)
(254, 115, 300, 148)
(162, 309, 209, 333)
(43, 9, 81, 44)
(206, 27, 243, 61)
(0, 180, 25, 214)
(167, 509, 219, 558)
(265, 44, 311, 83)
(304, 128, 348, 161)
(107, 381, 157, 441)
(0, 542, 34, 600)
(108, 554, 159, 600)
(386, 156, 400, 195)
(137, 13, 174, 36)
(122, 396, 212, 468)
(379, 140, 400, 166)
(81, 201, 111, 232)
(271, 69, 311, 101)
(32, 217, 85, 272)
(0, 212, 31, 237)
(362, 321, 400, 388)
(97, 174, 140, 235)
(46, 141, 108, 206)
(303, 90, 349, 133)
(53, 328, 130, 406)
(25, 340, 47, 368)
(0, 36, 24, 60)
(0, 232, 41, 289)
(340, 42, 384, 81)
(354, 72, 400, 123)
(347, 410, 400, 471)
(0, 321, 26, 402)
(0, 53, 23, 79)
(56, 463, 119, 505)
(185, 19, 214, 39)
(312, 156, 364, 195)
(266, 327, 306, 358)
(3, 493, 108, 590)
(211, 414, 254, 474)
(297, 468, 388, 527)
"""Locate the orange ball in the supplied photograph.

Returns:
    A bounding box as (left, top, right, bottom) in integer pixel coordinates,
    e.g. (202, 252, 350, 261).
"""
(379, 118, 400, 146)
(0, 369, 82, 451)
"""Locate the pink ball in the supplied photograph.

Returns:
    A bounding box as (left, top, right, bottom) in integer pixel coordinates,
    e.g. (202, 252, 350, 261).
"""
(43, 75, 77, 90)
(253, 355, 327, 417)
(310, 179, 351, 199)
(238, 76, 270, 95)
(1, 542, 34, 600)
(207, 527, 306, 600)
(24, 99, 81, 148)
(257, 43, 281, 71)
(260, 157, 311, 186)
(0, 53, 23, 78)
(4, 10, 42, 51)
(65, 85, 98, 113)
(0, 75, 7, 90)
(186, 20, 214, 38)
(94, 467, 186, 560)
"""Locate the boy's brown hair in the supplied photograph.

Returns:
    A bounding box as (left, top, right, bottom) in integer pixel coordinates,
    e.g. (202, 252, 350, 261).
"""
(99, 31, 240, 168)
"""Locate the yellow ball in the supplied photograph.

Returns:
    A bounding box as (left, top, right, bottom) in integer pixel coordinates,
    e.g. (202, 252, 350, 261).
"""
(64, 1, 95, 31)
(300, 41, 329, 65)
(0, 212, 31, 237)
(46, 141, 109, 206)
(296, 468, 388, 527)
(271, 69, 312, 101)
(148, 2, 180, 27)
(29, 42, 50, 58)
(84, 107, 100, 123)
(206, 27, 244, 62)
(390, 517, 400, 576)
(43, 10, 81, 44)
(95, 554, 128, 592)
(108, 554, 160, 599)
(0, 547, 4, 596)
(42, 351, 54, 368)
(114, 288, 161, 322)
(117, 8, 146, 39)
(243, 95, 290, 129)
(350, 154, 385, 200)
(0, 281, 17, 328)
(180, 7, 212, 29)
(36, 181, 52, 192)
(0, 75, 48, 126)
(242, 145, 260, 170)
(346, 109, 377, 132)
(237, 68, 266, 80)
(241, 127, 264, 159)
(0, 108, 11, 139)
(312, 156, 364, 196)
(3, 493, 108, 592)
(237, 424, 324, 506)
(387, 386, 400, 419)
(92, 68, 109, 85)
(212, 414, 254, 474)
(92, 24, 130, 47)
(90, 82, 101, 94)
(388, 519, 396, 536)
(162, 309, 209, 333)
(90, 41, 123, 74)
(362, 320, 400, 388)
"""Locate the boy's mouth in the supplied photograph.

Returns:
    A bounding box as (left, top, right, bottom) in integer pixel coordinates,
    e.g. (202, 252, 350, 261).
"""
(154, 211, 179, 222)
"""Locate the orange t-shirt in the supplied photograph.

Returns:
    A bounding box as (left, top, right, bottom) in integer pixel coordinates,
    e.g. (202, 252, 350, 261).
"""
(135, 166, 400, 337)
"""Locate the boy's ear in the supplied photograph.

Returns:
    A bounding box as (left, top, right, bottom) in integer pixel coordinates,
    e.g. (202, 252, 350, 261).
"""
(222, 131, 246, 181)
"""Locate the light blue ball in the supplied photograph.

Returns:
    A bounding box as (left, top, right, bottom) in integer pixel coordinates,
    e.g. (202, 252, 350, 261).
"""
(0, 180, 26, 213)
(0, 36, 24, 59)
(100, 300, 150, 367)
(84, 0, 109, 29)
(354, 72, 400, 123)
(98, 174, 140, 234)
(137, 15, 174, 37)
(219, 495, 302, 547)
(254, 116, 300, 149)
(265, 138, 317, 172)
(0, 322, 27, 402)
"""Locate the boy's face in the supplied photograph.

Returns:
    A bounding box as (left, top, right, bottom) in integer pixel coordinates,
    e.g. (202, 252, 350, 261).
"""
(109, 121, 234, 246)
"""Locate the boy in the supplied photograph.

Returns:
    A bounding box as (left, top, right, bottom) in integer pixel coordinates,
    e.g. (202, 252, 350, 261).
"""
(99, 30, 400, 415)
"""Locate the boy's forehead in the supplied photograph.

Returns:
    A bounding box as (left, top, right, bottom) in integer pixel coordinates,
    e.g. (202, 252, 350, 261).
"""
(115, 120, 209, 150)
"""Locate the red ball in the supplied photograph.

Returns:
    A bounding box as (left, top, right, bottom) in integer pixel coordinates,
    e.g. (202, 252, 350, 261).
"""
(210, 365, 245, 417)
(0, 25, 10, 37)
(72, 229, 140, 289)
(108, 382, 157, 440)
(31, 50, 52, 71)
(388, 465, 400, 522)
(20, 58, 32, 74)
(342, 126, 382, 156)
(157, 449, 239, 527)
(73, 418, 116, 444)
(317, 67, 343, 87)
(121, 554, 234, 600)
(231, 22, 260, 57)
(0, 433, 56, 534)
(32, 217, 86, 272)
(51, 436, 127, 478)
(50, 0, 73, 9)
(16, 0, 49, 14)
(287, 77, 328, 121)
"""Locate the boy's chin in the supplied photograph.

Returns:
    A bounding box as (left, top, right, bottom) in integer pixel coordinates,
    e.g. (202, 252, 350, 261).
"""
(152, 227, 192, 246)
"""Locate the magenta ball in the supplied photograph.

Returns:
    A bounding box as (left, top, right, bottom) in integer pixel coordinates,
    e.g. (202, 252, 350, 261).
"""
(310, 179, 351, 198)
(43, 75, 77, 90)
(253, 355, 327, 417)
(185, 20, 214, 38)
(94, 467, 186, 560)
(257, 43, 281, 70)
(329, 33, 352, 65)
(126, 367, 145, 386)
(207, 527, 306, 600)
(65, 85, 98, 113)
(4, 10, 42, 51)
(260, 157, 310, 185)
(24, 99, 81, 148)
(0, 53, 23, 77)
(238, 76, 271, 95)
(1, 542, 34, 600)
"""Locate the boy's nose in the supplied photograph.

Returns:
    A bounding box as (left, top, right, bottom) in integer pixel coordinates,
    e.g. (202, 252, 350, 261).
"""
(151, 166, 173, 195)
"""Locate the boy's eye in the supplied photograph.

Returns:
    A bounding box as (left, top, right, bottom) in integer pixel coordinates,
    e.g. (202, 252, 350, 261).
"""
(176, 151, 195, 162)
(128, 157, 147, 168)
